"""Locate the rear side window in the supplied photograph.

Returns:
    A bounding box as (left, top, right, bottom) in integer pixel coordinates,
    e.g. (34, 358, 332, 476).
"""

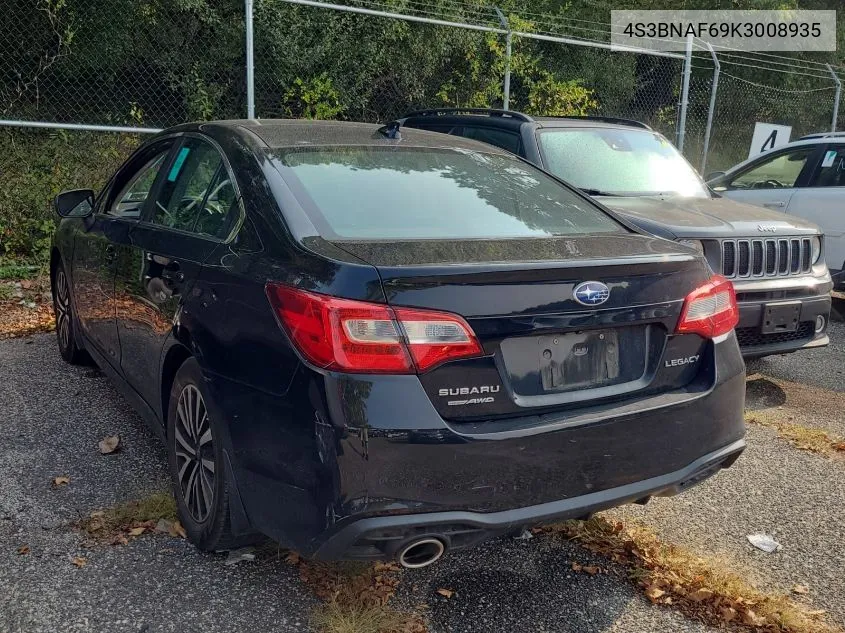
(272, 146, 622, 240)
(150, 138, 238, 239)
(811, 146, 845, 187)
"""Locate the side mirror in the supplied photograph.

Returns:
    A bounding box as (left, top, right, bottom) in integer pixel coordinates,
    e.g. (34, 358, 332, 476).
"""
(704, 171, 725, 182)
(54, 189, 95, 218)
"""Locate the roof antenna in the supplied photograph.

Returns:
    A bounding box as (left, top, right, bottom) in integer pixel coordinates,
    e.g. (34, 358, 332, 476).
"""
(377, 120, 402, 140)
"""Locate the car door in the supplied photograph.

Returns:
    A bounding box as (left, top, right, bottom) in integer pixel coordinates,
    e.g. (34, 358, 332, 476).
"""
(715, 145, 821, 211)
(72, 143, 171, 367)
(785, 143, 845, 273)
(114, 135, 242, 408)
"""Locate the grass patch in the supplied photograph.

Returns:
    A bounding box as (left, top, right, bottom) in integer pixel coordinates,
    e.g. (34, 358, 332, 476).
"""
(549, 517, 839, 633)
(0, 263, 40, 280)
(311, 602, 415, 633)
(286, 554, 426, 633)
(746, 412, 845, 456)
(79, 492, 179, 543)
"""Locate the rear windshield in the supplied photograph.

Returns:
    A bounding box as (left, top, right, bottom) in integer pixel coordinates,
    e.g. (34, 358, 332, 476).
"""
(270, 146, 623, 240)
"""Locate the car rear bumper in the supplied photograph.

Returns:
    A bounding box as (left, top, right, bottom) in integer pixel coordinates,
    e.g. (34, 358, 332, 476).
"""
(311, 438, 745, 559)
(209, 335, 746, 559)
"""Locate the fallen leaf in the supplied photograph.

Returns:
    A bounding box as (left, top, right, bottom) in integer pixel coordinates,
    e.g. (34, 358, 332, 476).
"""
(71, 556, 87, 568)
(154, 518, 172, 533)
(720, 606, 737, 622)
(127, 527, 146, 537)
(17, 544, 30, 555)
(571, 562, 582, 572)
(285, 551, 301, 565)
(742, 609, 766, 626)
(20, 280, 33, 290)
(52, 476, 70, 487)
(436, 588, 454, 599)
(89, 510, 105, 518)
(98, 435, 121, 454)
(688, 588, 715, 602)
(168, 520, 187, 539)
(582, 565, 602, 575)
(645, 585, 666, 602)
(792, 584, 809, 594)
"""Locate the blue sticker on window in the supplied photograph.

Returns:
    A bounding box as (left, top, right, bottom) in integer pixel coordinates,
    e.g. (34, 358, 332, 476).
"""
(168, 147, 190, 181)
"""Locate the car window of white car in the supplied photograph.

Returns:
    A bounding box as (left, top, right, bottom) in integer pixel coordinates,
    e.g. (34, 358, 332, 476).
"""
(727, 148, 814, 191)
(810, 146, 845, 188)
(718, 147, 815, 212)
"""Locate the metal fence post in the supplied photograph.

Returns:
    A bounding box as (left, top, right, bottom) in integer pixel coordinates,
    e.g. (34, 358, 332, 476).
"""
(245, 0, 256, 119)
(676, 34, 693, 152)
(827, 64, 841, 132)
(495, 8, 511, 110)
(700, 43, 720, 174)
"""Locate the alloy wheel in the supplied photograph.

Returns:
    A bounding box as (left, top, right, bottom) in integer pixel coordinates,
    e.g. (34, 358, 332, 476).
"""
(174, 384, 216, 523)
(55, 269, 72, 352)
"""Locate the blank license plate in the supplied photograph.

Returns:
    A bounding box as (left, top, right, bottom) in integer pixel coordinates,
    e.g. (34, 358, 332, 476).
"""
(761, 302, 801, 334)
(539, 329, 620, 391)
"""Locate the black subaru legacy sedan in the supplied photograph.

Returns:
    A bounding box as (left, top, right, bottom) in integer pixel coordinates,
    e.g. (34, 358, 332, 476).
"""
(50, 120, 745, 566)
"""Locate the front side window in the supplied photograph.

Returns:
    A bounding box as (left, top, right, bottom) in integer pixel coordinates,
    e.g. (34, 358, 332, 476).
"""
(107, 148, 171, 218)
(728, 148, 814, 190)
(811, 146, 845, 188)
(272, 146, 623, 240)
(537, 128, 709, 198)
(151, 138, 234, 236)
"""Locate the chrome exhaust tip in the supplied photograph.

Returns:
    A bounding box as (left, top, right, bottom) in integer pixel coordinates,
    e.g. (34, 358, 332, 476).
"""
(397, 537, 446, 569)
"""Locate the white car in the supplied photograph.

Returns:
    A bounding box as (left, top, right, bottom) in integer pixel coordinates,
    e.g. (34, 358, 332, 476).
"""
(707, 133, 845, 284)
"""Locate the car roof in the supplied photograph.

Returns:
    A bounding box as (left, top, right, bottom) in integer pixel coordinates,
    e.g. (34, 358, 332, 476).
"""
(799, 131, 845, 140)
(162, 119, 512, 155)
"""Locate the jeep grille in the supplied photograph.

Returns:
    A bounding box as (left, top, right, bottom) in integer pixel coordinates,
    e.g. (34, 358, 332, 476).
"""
(720, 238, 812, 278)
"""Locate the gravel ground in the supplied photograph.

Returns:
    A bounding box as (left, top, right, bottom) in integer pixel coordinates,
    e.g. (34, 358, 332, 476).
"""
(3, 330, 843, 632)
(394, 536, 718, 633)
(0, 335, 314, 633)
(611, 320, 845, 628)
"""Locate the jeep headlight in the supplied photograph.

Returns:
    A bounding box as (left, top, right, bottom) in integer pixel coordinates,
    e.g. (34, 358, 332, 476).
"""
(678, 239, 704, 255)
(811, 236, 822, 264)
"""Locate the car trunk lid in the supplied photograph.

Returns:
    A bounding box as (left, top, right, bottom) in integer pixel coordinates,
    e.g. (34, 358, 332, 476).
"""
(330, 235, 714, 419)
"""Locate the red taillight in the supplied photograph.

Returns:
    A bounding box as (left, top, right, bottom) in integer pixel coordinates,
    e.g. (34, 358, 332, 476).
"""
(265, 284, 483, 373)
(675, 275, 739, 339)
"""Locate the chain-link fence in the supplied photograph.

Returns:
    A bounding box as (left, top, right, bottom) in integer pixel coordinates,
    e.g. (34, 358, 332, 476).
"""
(694, 65, 840, 173)
(1, 0, 843, 172)
(1, 0, 245, 129)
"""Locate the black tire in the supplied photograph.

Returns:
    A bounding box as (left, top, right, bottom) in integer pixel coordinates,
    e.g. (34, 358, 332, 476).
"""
(166, 358, 254, 551)
(52, 262, 87, 365)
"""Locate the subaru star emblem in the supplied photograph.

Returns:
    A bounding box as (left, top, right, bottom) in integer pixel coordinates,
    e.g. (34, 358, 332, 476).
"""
(573, 281, 610, 306)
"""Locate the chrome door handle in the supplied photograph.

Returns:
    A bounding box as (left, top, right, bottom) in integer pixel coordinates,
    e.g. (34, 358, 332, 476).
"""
(763, 201, 785, 208)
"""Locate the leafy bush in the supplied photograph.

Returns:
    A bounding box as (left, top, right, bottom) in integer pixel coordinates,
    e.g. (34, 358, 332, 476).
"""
(0, 129, 139, 262)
